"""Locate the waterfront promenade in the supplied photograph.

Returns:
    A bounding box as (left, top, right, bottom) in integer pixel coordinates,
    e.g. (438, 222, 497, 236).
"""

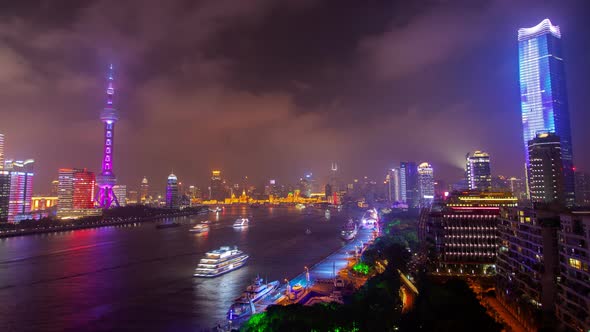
(223, 227, 377, 330)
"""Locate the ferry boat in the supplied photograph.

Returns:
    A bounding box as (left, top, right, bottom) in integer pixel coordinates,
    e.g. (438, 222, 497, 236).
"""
(189, 224, 209, 233)
(228, 277, 280, 321)
(340, 220, 358, 241)
(194, 246, 249, 277)
(233, 217, 249, 228)
(238, 276, 280, 302)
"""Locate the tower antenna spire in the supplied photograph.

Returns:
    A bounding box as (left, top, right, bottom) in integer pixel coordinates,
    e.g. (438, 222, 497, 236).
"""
(96, 63, 120, 208)
(106, 64, 115, 107)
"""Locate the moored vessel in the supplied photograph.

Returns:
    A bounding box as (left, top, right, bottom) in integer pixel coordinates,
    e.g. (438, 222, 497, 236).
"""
(340, 219, 358, 241)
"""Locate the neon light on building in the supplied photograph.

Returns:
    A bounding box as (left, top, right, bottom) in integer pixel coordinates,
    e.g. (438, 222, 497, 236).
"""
(518, 19, 575, 206)
(96, 64, 120, 208)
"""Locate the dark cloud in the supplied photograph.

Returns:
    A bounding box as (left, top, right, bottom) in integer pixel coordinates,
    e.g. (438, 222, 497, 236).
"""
(0, 0, 588, 193)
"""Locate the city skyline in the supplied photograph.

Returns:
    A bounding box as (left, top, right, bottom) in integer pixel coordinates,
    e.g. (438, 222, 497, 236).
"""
(0, 1, 588, 194)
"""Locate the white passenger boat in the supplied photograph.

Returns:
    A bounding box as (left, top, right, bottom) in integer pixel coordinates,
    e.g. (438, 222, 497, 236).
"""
(193, 246, 248, 277)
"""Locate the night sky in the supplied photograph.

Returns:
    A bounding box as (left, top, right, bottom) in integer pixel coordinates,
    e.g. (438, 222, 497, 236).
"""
(0, 0, 588, 193)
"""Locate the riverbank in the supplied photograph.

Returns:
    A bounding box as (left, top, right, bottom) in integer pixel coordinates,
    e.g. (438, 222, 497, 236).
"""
(0, 207, 208, 238)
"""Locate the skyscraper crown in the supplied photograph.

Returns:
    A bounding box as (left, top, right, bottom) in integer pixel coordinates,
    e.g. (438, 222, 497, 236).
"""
(518, 18, 561, 41)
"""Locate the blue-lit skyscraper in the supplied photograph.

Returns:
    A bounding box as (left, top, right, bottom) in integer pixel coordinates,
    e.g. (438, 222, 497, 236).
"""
(518, 19, 575, 206)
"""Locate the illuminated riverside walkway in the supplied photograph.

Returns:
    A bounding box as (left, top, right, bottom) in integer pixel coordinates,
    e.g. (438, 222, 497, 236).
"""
(224, 228, 377, 330)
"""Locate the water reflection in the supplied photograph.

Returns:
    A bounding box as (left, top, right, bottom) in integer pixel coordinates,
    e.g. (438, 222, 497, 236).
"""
(0, 206, 350, 330)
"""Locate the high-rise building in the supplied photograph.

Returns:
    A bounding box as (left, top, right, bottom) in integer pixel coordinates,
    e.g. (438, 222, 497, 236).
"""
(419, 191, 517, 277)
(0, 171, 9, 221)
(528, 133, 564, 205)
(466, 151, 492, 191)
(386, 168, 401, 202)
(166, 173, 179, 209)
(127, 190, 138, 205)
(574, 171, 590, 206)
(0, 133, 4, 170)
(140, 176, 149, 203)
(417, 162, 434, 206)
(4, 159, 34, 222)
(518, 19, 575, 206)
(496, 207, 560, 330)
(400, 162, 419, 208)
(507, 177, 528, 201)
(210, 170, 224, 201)
(556, 210, 590, 331)
(329, 162, 340, 194)
(113, 185, 127, 207)
(299, 173, 313, 198)
(73, 169, 96, 209)
(50, 180, 59, 196)
(96, 64, 120, 208)
(57, 168, 99, 219)
(57, 168, 75, 214)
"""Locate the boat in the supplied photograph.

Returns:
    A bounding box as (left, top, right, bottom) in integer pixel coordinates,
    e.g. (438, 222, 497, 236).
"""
(233, 217, 249, 228)
(209, 206, 222, 213)
(239, 276, 280, 302)
(295, 203, 306, 210)
(340, 220, 358, 241)
(305, 228, 312, 235)
(325, 209, 331, 219)
(200, 220, 211, 224)
(156, 222, 181, 229)
(193, 246, 249, 277)
(227, 276, 280, 321)
(189, 224, 209, 233)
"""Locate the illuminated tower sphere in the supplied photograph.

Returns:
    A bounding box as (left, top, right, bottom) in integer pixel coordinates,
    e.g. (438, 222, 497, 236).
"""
(518, 19, 575, 206)
(96, 64, 120, 208)
(166, 173, 179, 209)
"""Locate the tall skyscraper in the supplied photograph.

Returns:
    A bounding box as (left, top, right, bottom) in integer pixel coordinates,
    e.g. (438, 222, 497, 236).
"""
(417, 162, 434, 206)
(0, 133, 4, 170)
(528, 133, 564, 205)
(96, 64, 120, 208)
(57, 168, 99, 219)
(140, 176, 149, 203)
(386, 168, 401, 202)
(518, 19, 575, 206)
(4, 159, 34, 222)
(166, 173, 179, 209)
(210, 170, 224, 201)
(466, 151, 492, 191)
(400, 162, 418, 208)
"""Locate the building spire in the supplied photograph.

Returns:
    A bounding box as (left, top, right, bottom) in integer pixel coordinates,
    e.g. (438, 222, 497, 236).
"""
(106, 64, 115, 107)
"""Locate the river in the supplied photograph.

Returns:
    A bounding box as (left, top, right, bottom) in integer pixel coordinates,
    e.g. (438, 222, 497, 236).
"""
(0, 206, 351, 331)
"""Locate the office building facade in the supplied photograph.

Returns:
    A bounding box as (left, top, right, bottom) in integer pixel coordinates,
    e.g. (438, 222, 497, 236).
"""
(466, 151, 492, 191)
(518, 19, 575, 206)
(528, 133, 564, 205)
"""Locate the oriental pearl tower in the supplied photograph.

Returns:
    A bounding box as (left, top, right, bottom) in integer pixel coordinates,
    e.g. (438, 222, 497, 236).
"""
(96, 64, 120, 208)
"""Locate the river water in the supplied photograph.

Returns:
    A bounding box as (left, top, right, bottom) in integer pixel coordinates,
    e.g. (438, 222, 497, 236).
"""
(0, 206, 351, 331)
